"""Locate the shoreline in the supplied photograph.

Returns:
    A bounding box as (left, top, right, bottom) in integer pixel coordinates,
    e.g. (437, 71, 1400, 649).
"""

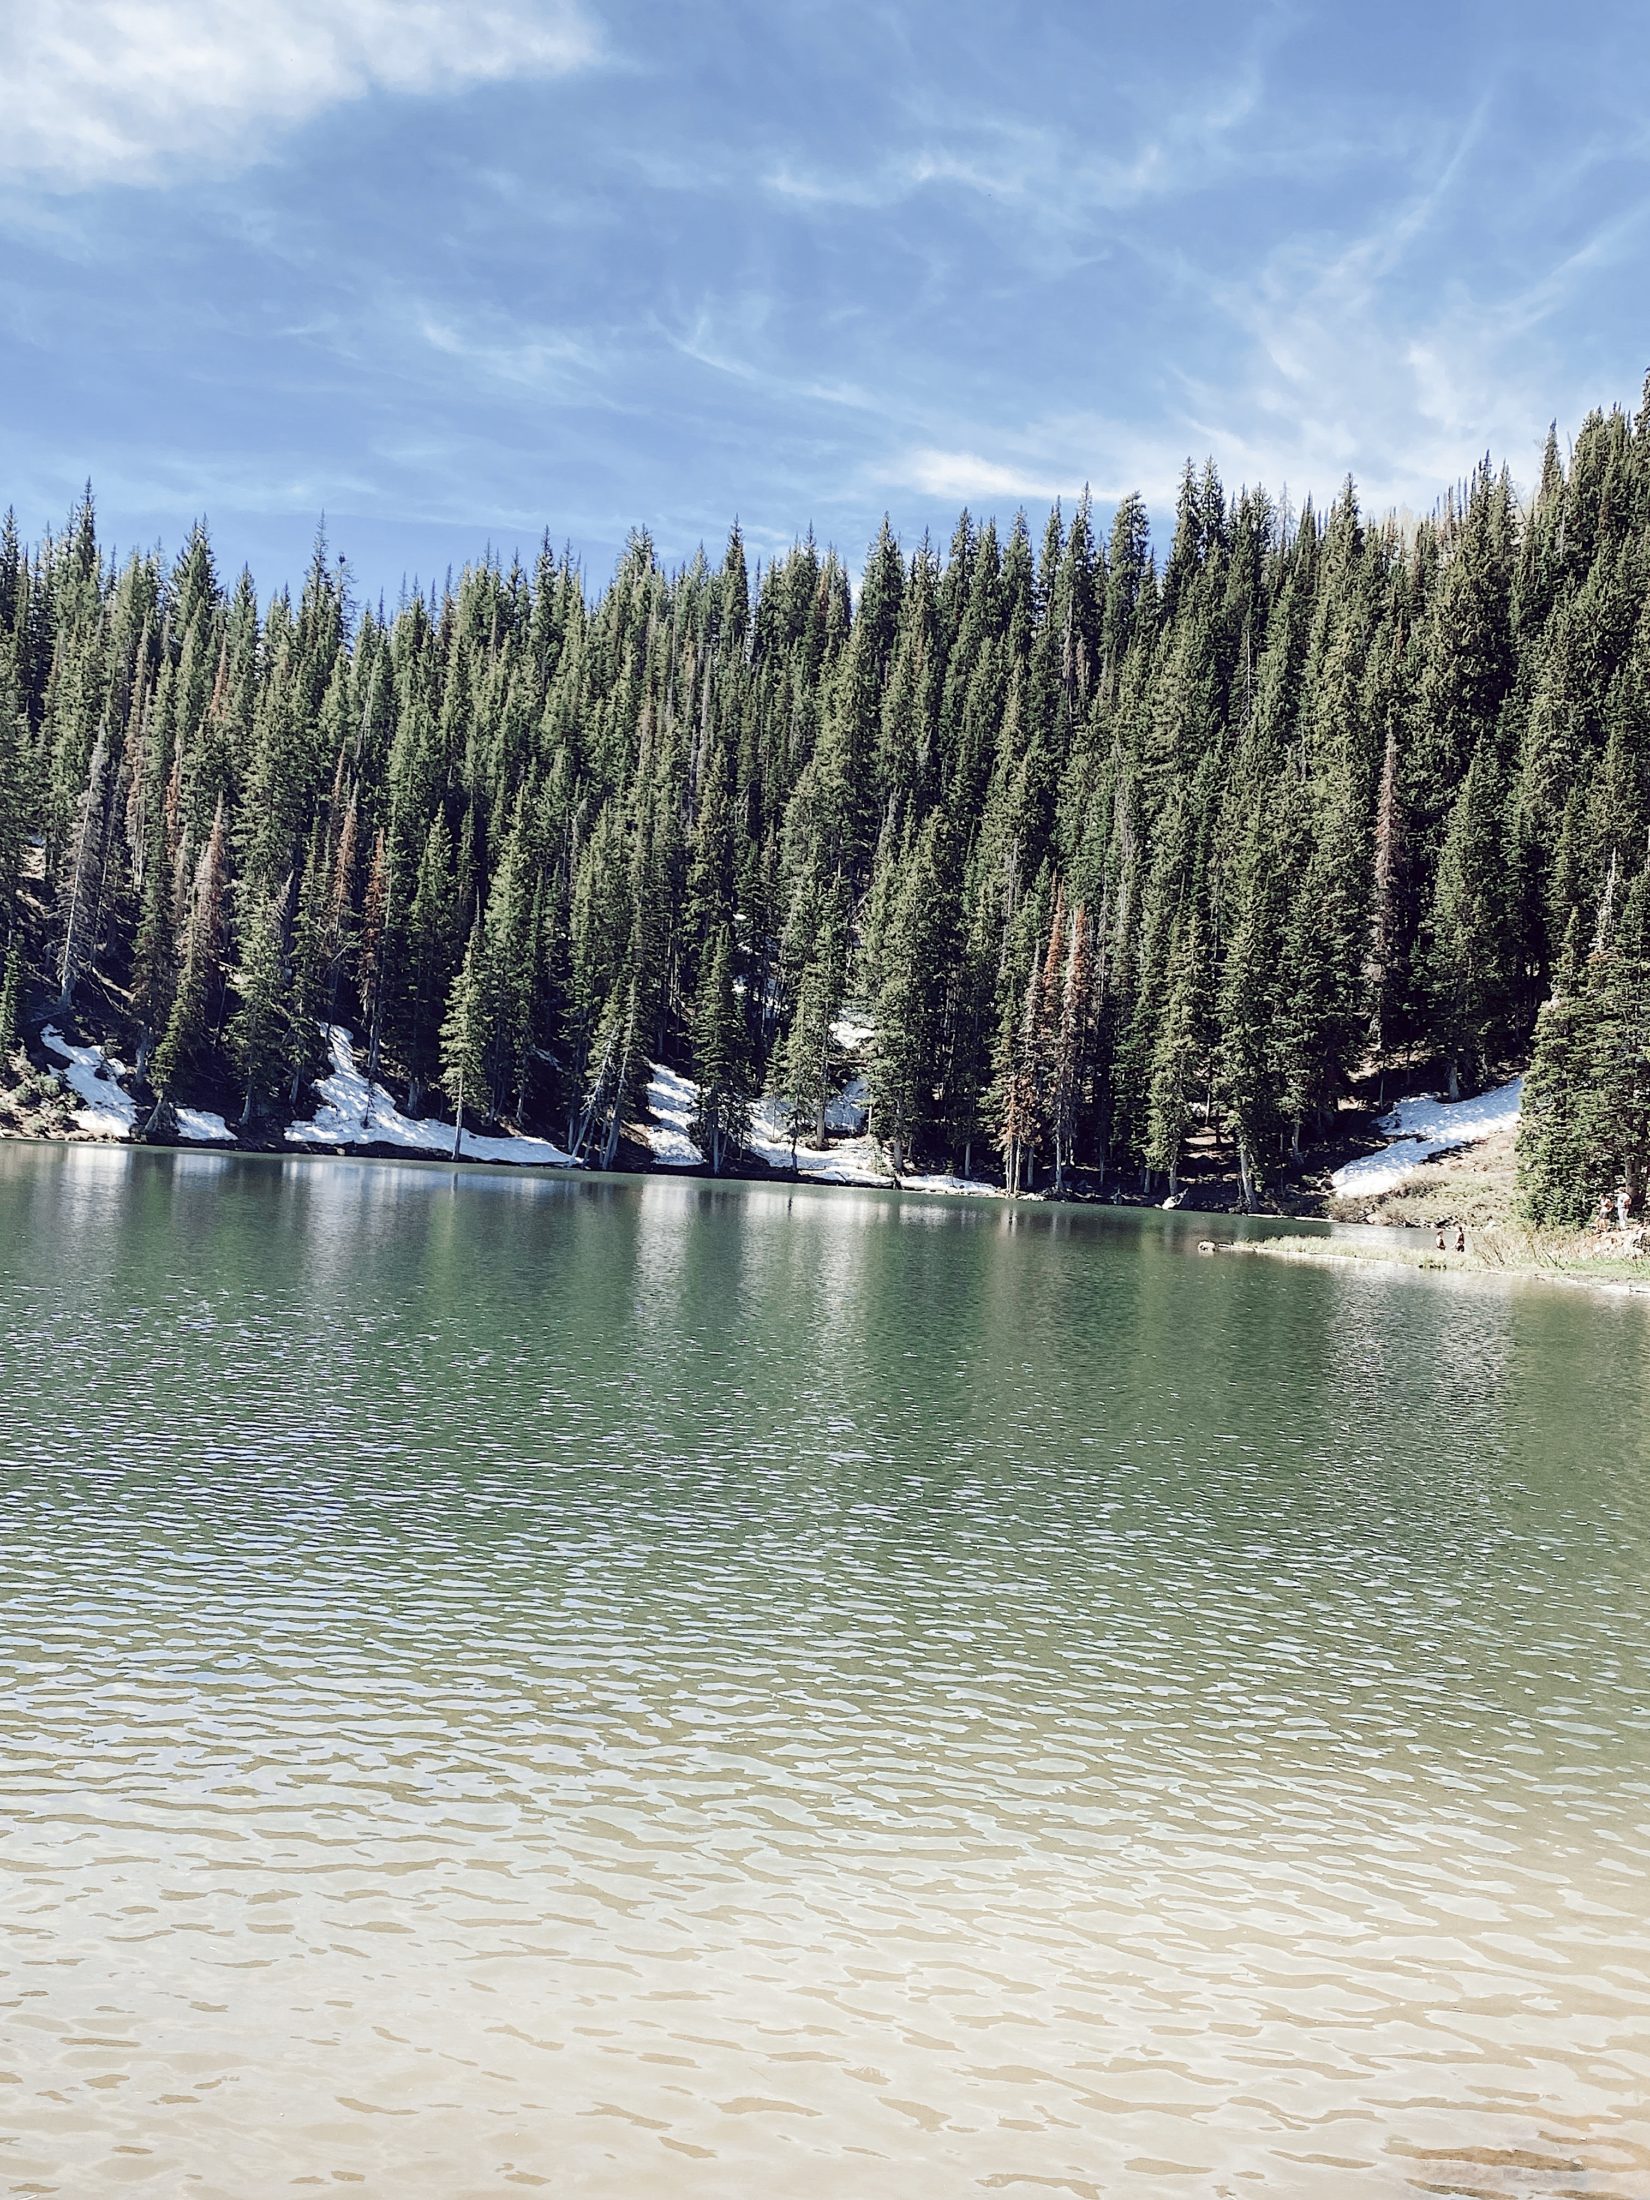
(10, 1027, 1647, 1295)
(9, 1120, 1650, 1300)
(1216, 1230, 1650, 1299)
(0, 1116, 1006, 1199)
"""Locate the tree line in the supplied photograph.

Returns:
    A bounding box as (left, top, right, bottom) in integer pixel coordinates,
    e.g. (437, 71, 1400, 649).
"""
(1, 384, 1647, 1213)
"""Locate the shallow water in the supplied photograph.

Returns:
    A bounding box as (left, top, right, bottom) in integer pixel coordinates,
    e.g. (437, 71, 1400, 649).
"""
(2, 1145, 1647, 2198)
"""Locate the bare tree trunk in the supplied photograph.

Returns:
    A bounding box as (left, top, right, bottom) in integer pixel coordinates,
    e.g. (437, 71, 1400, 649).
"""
(57, 726, 111, 1014)
(364, 997, 384, 1132)
(1236, 1135, 1255, 1214)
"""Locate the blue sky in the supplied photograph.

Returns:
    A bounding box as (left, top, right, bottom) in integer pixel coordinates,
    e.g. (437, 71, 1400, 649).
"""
(2, 0, 1646, 600)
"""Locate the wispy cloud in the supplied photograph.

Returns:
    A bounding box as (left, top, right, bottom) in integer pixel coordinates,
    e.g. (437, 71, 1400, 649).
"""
(762, 13, 1307, 244)
(662, 298, 886, 417)
(874, 129, 1650, 535)
(418, 309, 606, 396)
(764, 107, 1260, 227)
(6, 0, 1646, 600)
(1187, 118, 1650, 509)
(1, 0, 600, 189)
(894, 449, 1075, 506)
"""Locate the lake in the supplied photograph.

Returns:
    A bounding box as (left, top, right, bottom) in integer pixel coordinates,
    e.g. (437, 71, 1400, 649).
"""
(2, 1145, 1647, 2197)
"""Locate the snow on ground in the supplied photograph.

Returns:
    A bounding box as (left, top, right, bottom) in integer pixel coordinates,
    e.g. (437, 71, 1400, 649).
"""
(175, 1107, 234, 1143)
(1329, 1076, 1524, 1199)
(634, 1062, 887, 1182)
(638, 1065, 703, 1167)
(286, 1026, 579, 1167)
(747, 1097, 891, 1184)
(41, 1028, 136, 1137)
(580, 1054, 1005, 1195)
(744, 1092, 999, 1196)
(895, 1168, 1002, 1197)
(42, 1028, 231, 1142)
(825, 1073, 869, 1135)
(830, 1011, 875, 1054)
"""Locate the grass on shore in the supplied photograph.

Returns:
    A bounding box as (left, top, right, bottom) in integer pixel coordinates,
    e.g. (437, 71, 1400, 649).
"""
(1323, 1126, 1523, 1229)
(1229, 1230, 1650, 1289)
(1282, 1126, 1650, 1289)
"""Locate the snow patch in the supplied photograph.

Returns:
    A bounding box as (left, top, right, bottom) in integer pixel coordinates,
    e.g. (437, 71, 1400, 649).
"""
(1330, 1077, 1524, 1198)
(830, 1011, 874, 1054)
(41, 1028, 136, 1137)
(638, 1065, 704, 1168)
(626, 1057, 1003, 1196)
(746, 1095, 999, 1196)
(747, 1096, 890, 1183)
(286, 1026, 579, 1167)
(825, 1074, 869, 1135)
(897, 1170, 1002, 1198)
(175, 1107, 234, 1143)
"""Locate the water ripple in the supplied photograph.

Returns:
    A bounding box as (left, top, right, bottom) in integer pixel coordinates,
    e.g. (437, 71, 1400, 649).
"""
(1, 1147, 1647, 2196)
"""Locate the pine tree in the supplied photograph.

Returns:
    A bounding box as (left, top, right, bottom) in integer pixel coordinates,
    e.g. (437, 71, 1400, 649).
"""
(0, 652, 28, 921)
(775, 886, 847, 1156)
(285, 825, 333, 1101)
(1047, 897, 1093, 1195)
(149, 795, 229, 1100)
(1145, 911, 1205, 1198)
(1366, 719, 1407, 1059)
(688, 922, 752, 1173)
(1217, 794, 1284, 1209)
(995, 946, 1045, 1197)
(1517, 921, 1605, 1226)
(399, 811, 458, 1110)
(439, 921, 490, 1158)
(228, 881, 291, 1125)
(867, 812, 955, 1175)
(148, 949, 205, 1106)
(0, 933, 21, 1081)
(55, 718, 111, 1012)
(1592, 871, 1650, 1211)
(1425, 739, 1517, 1096)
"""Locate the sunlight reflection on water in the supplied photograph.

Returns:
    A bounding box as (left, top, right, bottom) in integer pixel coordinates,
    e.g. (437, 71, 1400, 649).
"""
(1, 1146, 1647, 2197)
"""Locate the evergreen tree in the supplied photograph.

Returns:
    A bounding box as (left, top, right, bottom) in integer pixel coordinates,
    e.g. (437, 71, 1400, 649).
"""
(1425, 739, 1517, 1096)
(0, 406, 1642, 1221)
(0, 933, 21, 1080)
(775, 885, 848, 1156)
(688, 921, 752, 1173)
(439, 921, 490, 1158)
(228, 881, 291, 1124)
(55, 718, 111, 1011)
(1144, 911, 1205, 1198)
(867, 812, 955, 1175)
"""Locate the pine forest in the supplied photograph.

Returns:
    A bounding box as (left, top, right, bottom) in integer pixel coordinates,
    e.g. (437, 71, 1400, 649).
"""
(3, 385, 1650, 1222)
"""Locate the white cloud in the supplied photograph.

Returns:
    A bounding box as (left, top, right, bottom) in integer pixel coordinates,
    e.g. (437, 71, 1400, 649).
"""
(897, 448, 1074, 506)
(1186, 153, 1649, 514)
(764, 122, 1221, 226)
(1, 1, 598, 188)
(883, 415, 1254, 526)
(875, 99, 1650, 537)
(418, 309, 601, 394)
(761, 29, 1305, 241)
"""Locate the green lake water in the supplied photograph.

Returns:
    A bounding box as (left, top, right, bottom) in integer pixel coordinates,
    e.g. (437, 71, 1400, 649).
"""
(2, 1144, 1648, 2196)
